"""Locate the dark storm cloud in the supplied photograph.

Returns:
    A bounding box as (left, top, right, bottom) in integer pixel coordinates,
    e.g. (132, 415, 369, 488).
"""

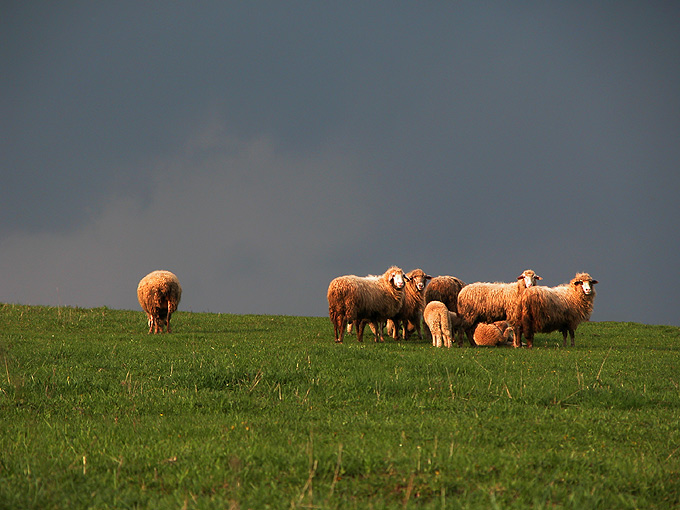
(1, 3, 679, 325)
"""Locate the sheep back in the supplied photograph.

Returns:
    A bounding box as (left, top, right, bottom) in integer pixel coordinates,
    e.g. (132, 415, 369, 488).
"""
(457, 269, 541, 327)
(424, 276, 466, 312)
(424, 301, 455, 348)
(137, 270, 182, 334)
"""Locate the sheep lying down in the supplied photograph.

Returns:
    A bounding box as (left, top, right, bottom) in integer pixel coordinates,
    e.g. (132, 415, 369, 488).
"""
(473, 321, 514, 346)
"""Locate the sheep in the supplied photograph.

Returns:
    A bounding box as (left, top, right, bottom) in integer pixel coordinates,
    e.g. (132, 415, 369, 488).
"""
(327, 266, 408, 343)
(473, 321, 514, 347)
(512, 272, 598, 349)
(456, 269, 542, 345)
(423, 301, 462, 348)
(423, 275, 467, 344)
(137, 270, 182, 334)
(386, 268, 432, 340)
(424, 275, 467, 312)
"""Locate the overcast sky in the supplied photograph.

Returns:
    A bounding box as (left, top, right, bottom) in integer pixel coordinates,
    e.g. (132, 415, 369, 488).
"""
(2, 3, 679, 327)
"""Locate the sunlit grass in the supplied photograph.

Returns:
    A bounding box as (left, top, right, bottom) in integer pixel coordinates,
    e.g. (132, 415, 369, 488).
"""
(1, 305, 679, 508)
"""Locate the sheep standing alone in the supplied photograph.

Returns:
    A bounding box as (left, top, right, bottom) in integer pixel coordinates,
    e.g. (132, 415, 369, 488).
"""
(473, 321, 514, 347)
(137, 270, 182, 334)
(512, 272, 598, 349)
(457, 269, 542, 344)
(386, 268, 432, 340)
(327, 266, 408, 343)
(423, 301, 462, 348)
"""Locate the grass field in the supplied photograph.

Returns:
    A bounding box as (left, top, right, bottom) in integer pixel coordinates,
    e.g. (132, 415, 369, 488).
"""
(1, 303, 679, 509)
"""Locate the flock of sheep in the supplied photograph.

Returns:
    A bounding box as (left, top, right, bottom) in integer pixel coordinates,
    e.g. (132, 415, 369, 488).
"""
(135, 266, 598, 349)
(327, 267, 598, 348)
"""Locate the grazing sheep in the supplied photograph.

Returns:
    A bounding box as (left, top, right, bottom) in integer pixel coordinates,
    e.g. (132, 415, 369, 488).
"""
(423, 275, 467, 344)
(137, 270, 182, 334)
(512, 272, 598, 349)
(327, 266, 408, 343)
(457, 269, 542, 345)
(473, 321, 514, 347)
(423, 301, 462, 348)
(424, 275, 467, 312)
(386, 268, 432, 340)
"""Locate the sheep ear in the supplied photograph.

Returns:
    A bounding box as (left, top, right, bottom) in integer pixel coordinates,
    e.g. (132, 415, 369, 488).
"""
(573, 280, 582, 286)
(536, 275, 542, 280)
(517, 275, 524, 280)
(426, 275, 433, 280)
(404, 274, 411, 281)
(591, 280, 599, 285)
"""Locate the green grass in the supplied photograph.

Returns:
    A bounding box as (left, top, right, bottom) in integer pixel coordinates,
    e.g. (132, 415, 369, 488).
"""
(1, 304, 679, 509)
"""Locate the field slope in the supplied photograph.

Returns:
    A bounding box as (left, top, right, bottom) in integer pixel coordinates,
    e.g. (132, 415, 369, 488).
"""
(1, 304, 679, 509)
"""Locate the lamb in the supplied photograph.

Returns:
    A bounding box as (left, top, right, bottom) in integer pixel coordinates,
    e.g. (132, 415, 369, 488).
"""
(512, 272, 598, 349)
(423, 275, 467, 344)
(456, 269, 542, 345)
(137, 270, 182, 334)
(423, 301, 463, 348)
(473, 321, 514, 347)
(327, 266, 408, 343)
(386, 268, 432, 340)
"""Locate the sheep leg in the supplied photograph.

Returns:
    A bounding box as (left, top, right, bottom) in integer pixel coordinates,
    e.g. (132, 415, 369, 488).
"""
(513, 321, 526, 348)
(463, 327, 475, 347)
(512, 326, 522, 348)
(443, 327, 452, 348)
(339, 318, 348, 342)
(386, 320, 396, 339)
(357, 321, 366, 343)
(376, 321, 385, 342)
(569, 329, 575, 347)
(332, 314, 345, 342)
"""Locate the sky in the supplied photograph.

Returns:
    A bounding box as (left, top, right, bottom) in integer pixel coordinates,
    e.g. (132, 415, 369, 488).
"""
(2, 2, 679, 326)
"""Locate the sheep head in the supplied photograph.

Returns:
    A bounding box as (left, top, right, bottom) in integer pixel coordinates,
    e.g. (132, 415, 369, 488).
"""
(385, 266, 407, 289)
(572, 273, 598, 295)
(407, 269, 433, 292)
(517, 269, 542, 288)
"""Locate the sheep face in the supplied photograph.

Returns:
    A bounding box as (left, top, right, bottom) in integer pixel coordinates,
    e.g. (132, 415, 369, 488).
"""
(517, 270, 542, 288)
(407, 269, 432, 292)
(413, 274, 432, 291)
(389, 270, 407, 289)
(573, 274, 598, 295)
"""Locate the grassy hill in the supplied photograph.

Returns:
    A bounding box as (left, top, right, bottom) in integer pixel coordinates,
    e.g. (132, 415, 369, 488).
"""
(1, 304, 679, 509)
